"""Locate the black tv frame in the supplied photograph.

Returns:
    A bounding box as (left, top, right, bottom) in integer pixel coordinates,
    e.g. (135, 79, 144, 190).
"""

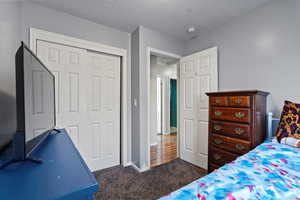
(0, 42, 59, 169)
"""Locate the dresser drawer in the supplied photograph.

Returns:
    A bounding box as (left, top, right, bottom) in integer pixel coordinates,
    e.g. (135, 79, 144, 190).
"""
(210, 96, 228, 106)
(228, 96, 250, 108)
(209, 147, 238, 166)
(212, 107, 251, 123)
(211, 121, 251, 140)
(209, 163, 221, 172)
(211, 134, 251, 154)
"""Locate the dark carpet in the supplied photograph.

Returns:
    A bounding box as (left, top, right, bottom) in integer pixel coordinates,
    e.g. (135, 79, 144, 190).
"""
(93, 159, 207, 200)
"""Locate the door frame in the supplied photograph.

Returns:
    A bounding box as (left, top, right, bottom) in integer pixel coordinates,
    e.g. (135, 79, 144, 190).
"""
(147, 47, 181, 169)
(30, 28, 130, 167)
(156, 76, 163, 137)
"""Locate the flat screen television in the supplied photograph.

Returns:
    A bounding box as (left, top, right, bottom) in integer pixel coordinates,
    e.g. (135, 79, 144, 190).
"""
(0, 42, 57, 169)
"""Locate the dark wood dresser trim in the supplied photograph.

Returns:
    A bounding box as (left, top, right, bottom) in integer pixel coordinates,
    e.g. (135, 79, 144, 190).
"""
(209, 146, 239, 166)
(206, 90, 269, 96)
(206, 90, 269, 173)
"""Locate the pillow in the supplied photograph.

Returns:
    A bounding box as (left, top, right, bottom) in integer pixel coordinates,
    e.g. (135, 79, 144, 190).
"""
(276, 100, 300, 148)
(281, 137, 300, 148)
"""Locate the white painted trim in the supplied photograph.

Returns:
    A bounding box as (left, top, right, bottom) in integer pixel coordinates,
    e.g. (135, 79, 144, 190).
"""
(149, 47, 182, 59)
(146, 47, 181, 169)
(123, 162, 133, 167)
(176, 62, 180, 159)
(128, 162, 150, 173)
(30, 28, 130, 167)
(150, 142, 158, 146)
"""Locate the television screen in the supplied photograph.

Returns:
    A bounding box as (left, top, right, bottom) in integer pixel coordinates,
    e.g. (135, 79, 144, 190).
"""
(20, 44, 55, 154)
(0, 42, 56, 164)
(21, 43, 55, 155)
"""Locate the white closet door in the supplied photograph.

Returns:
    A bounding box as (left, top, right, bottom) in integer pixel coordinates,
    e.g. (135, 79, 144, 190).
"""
(63, 45, 88, 153)
(180, 47, 218, 169)
(36, 41, 89, 159)
(87, 51, 120, 171)
(36, 40, 121, 171)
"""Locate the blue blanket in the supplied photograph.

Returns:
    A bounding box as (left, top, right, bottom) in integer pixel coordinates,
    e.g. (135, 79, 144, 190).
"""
(159, 141, 300, 200)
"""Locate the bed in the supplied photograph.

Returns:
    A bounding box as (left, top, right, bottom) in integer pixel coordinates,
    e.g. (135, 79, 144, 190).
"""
(159, 118, 300, 200)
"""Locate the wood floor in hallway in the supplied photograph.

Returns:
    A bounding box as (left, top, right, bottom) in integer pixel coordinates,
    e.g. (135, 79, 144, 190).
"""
(150, 133, 177, 167)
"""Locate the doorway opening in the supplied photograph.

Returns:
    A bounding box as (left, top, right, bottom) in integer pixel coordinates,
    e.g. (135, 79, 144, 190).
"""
(149, 53, 180, 168)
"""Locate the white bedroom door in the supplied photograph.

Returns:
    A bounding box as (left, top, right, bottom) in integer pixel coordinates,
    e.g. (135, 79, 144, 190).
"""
(36, 40, 121, 171)
(180, 47, 218, 169)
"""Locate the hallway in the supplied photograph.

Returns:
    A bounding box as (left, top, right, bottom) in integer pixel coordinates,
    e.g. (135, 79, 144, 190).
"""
(150, 133, 177, 167)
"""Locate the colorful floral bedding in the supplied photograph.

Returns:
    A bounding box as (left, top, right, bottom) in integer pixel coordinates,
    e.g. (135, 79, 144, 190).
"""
(159, 141, 300, 200)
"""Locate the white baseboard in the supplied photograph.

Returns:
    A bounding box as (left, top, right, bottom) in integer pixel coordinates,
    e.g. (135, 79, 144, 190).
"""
(130, 162, 140, 171)
(139, 166, 150, 172)
(150, 142, 158, 146)
(163, 131, 170, 135)
(128, 162, 150, 173)
(123, 162, 133, 167)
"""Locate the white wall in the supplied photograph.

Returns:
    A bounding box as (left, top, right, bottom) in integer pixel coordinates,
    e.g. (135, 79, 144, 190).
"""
(185, 0, 300, 117)
(0, 2, 21, 137)
(150, 56, 178, 145)
(131, 28, 140, 167)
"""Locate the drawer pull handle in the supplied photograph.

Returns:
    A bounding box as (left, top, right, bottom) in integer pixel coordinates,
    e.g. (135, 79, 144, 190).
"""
(213, 138, 223, 145)
(234, 128, 245, 135)
(213, 154, 221, 160)
(234, 112, 245, 119)
(215, 99, 221, 104)
(214, 111, 223, 117)
(214, 125, 222, 131)
(235, 144, 245, 151)
(235, 99, 242, 104)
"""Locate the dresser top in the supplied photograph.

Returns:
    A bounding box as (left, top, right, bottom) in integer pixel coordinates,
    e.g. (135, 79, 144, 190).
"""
(206, 90, 269, 96)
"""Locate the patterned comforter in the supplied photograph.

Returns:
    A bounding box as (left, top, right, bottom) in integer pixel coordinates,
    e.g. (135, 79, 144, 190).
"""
(159, 141, 300, 200)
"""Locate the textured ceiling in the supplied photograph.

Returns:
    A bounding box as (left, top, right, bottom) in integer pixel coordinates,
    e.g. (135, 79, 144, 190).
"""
(29, 0, 270, 40)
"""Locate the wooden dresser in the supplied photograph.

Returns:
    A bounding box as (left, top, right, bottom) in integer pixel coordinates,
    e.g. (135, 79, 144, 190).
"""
(206, 90, 269, 173)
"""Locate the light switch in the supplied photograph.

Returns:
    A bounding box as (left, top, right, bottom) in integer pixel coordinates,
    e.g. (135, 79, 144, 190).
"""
(133, 98, 138, 107)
